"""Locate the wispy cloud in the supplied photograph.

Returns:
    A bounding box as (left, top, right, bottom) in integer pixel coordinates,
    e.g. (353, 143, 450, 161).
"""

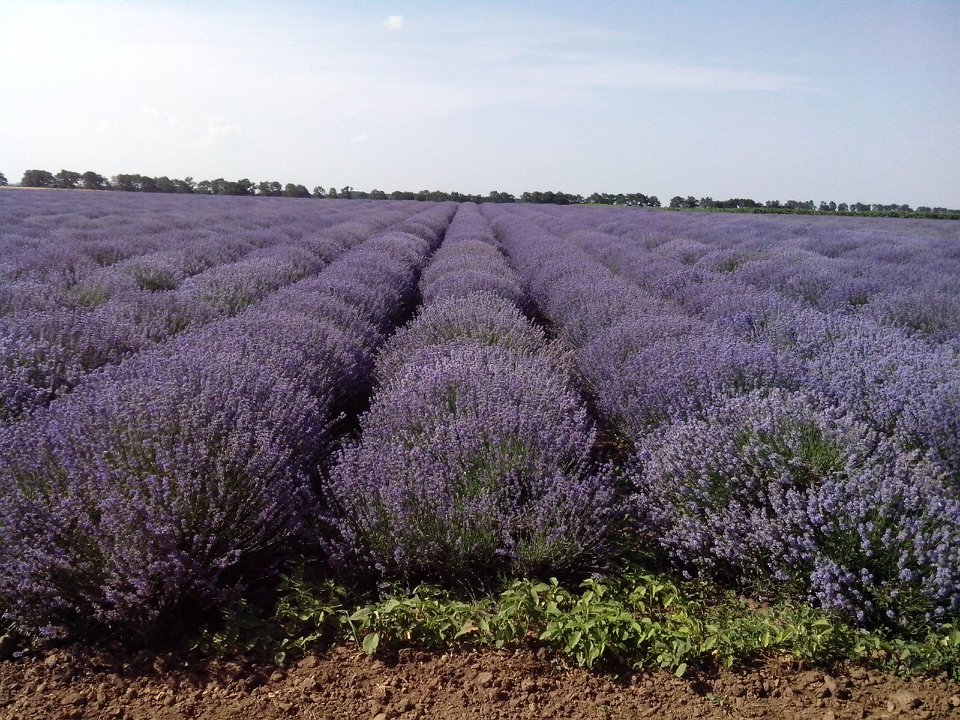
(382, 15, 404, 31)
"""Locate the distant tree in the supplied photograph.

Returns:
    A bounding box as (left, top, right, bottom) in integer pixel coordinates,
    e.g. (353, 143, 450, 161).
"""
(669, 195, 684, 209)
(21, 169, 56, 187)
(283, 183, 311, 198)
(368, 188, 387, 200)
(257, 181, 282, 196)
(54, 169, 82, 189)
(327, 187, 339, 199)
(312, 185, 326, 198)
(203, 178, 252, 196)
(916, 206, 932, 213)
(80, 171, 108, 190)
(154, 176, 178, 193)
(837, 202, 849, 212)
(340, 185, 353, 199)
(173, 177, 195, 194)
(0, 171, 7, 186)
(196, 179, 213, 194)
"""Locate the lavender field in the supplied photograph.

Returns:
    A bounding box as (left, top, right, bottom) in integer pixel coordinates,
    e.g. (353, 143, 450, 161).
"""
(1, 190, 958, 647)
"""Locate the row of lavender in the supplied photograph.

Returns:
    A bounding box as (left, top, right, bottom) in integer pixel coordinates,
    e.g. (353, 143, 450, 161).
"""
(484, 205, 960, 629)
(2, 192, 363, 312)
(0, 200, 455, 638)
(326, 204, 617, 585)
(585, 208, 960, 350)
(528, 207, 960, 481)
(1, 193, 422, 420)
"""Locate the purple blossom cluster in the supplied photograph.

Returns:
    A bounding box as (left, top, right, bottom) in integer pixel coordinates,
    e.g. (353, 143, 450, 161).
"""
(328, 204, 616, 584)
(0, 199, 456, 638)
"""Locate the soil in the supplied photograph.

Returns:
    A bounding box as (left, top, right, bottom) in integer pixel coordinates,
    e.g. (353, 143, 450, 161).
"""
(1, 646, 958, 720)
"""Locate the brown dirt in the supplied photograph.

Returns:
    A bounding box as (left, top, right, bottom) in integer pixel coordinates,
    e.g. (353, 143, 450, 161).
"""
(1, 645, 958, 720)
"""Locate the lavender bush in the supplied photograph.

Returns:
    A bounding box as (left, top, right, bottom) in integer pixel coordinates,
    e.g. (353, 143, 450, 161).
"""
(0, 347, 322, 637)
(374, 293, 556, 385)
(632, 389, 960, 628)
(328, 343, 617, 584)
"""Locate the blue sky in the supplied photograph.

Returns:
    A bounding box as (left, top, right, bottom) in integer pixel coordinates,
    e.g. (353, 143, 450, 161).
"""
(1, 0, 958, 205)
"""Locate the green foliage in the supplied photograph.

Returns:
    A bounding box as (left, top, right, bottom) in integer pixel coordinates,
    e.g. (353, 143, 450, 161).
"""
(21, 169, 56, 187)
(193, 563, 346, 665)
(194, 564, 959, 680)
(65, 283, 111, 308)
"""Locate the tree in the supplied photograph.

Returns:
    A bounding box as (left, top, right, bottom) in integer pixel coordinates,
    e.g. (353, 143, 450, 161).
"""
(0, 171, 7, 186)
(81, 171, 108, 190)
(21, 169, 56, 187)
(283, 183, 310, 198)
(327, 187, 339, 199)
(837, 202, 849, 212)
(172, 177, 195, 194)
(312, 185, 326, 198)
(54, 169, 82, 189)
(257, 181, 282, 196)
(154, 176, 178, 193)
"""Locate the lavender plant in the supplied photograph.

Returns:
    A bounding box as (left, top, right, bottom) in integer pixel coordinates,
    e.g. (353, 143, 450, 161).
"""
(632, 389, 960, 628)
(328, 343, 617, 584)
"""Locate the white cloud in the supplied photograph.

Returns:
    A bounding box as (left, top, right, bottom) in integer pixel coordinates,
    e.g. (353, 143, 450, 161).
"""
(382, 15, 404, 31)
(349, 133, 369, 145)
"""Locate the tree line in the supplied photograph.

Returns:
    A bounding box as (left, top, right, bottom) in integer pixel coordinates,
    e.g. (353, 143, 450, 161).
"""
(6, 168, 663, 206)
(2, 169, 956, 215)
(668, 195, 959, 215)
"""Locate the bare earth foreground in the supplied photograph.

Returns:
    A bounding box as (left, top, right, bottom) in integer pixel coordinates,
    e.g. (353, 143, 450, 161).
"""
(2, 646, 959, 720)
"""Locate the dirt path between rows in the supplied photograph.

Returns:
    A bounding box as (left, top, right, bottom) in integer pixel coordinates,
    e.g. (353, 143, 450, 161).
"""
(2, 645, 958, 720)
